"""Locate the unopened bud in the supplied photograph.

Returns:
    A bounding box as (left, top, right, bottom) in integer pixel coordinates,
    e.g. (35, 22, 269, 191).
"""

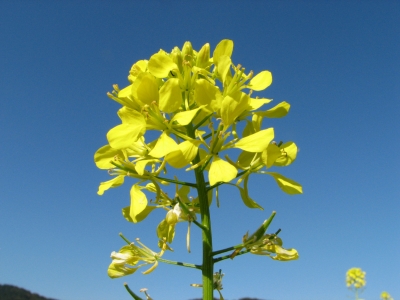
(196, 43, 210, 68)
(170, 47, 183, 74)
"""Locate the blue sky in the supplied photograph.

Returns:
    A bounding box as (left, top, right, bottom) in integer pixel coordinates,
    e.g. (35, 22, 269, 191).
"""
(1, 1, 399, 300)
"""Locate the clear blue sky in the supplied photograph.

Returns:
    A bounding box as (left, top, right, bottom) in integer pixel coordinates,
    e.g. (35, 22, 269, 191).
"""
(1, 1, 399, 300)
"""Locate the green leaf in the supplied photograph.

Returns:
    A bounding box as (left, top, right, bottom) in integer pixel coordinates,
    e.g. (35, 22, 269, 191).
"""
(234, 128, 274, 152)
(129, 185, 148, 223)
(267, 172, 303, 195)
(248, 70, 272, 91)
(209, 156, 237, 186)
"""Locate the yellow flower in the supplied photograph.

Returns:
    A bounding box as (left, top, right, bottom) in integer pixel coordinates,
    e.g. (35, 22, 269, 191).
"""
(381, 291, 393, 300)
(108, 238, 166, 278)
(346, 267, 366, 290)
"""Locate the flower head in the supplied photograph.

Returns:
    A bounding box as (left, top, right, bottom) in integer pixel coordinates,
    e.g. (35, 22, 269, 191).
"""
(346, 267, 366, 290)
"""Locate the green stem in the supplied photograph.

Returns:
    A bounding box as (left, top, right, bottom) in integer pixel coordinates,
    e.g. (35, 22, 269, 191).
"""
(213, 249, 251, 263)
(211, 243, 245, 257)
(157, 257, 202, 270)
(123, 283, 144, 300)
(187, 124, 214, 300)
(154, 176, 197, 188)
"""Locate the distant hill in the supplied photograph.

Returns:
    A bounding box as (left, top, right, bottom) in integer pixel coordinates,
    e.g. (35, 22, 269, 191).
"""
(0, 284, 57, 300)
(190, 298, 264, 300)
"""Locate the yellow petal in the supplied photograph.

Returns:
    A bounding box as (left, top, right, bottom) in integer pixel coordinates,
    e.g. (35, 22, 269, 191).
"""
(237, 150, 256, 169)
(209, 156, 237, 186)
(267, 172, 303, 195)
(237, 176, 263, 209)
(94, 145, 123, 169)
(97, 175, 125, 195)
(156, 219, 175, 243)
(234, 128, 274, 152)
(165, 140, 201, 168)
(248, 98, 273, 111)
(107, 123, 146, 150)
(194, 79, 220, 106)
(122, 205, 156, 223)
(128, 59, 148, 83)
(248, 70, 272, 91)
(261, 143, 282, 168)
(217, 55, 232, 83)
(171, 106, 205, 126)
(159, 78, 182, 113)
(274, 142, 298, 167)
(148, 132, 179, 158)
(129, 185, 148, 223)
(213, 39, 234, 64)
(132, 73, 159, 105)
(135, 159, 159, 175)
(148, 50, 178, 78)
(221, 92, 250, 127)
(256, 101, 290, 118)
(108, 262, 137, 278)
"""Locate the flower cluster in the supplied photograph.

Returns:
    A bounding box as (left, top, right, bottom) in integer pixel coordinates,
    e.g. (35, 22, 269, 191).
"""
(346, 267, 366, 290)
(95, 40, 302, 282)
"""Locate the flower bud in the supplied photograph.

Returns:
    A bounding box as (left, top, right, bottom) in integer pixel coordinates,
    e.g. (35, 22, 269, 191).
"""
(182, 41, 194, 66)
(166, 209, 178, 224)
(170, 47, 183, 74)
(182, 41, 193, 58)
(196, 43, 210, 68)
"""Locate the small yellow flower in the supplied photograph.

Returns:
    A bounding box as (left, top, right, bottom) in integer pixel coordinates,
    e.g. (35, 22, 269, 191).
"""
(108, 238, 166, 278)
(381, 291, 393, 300)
